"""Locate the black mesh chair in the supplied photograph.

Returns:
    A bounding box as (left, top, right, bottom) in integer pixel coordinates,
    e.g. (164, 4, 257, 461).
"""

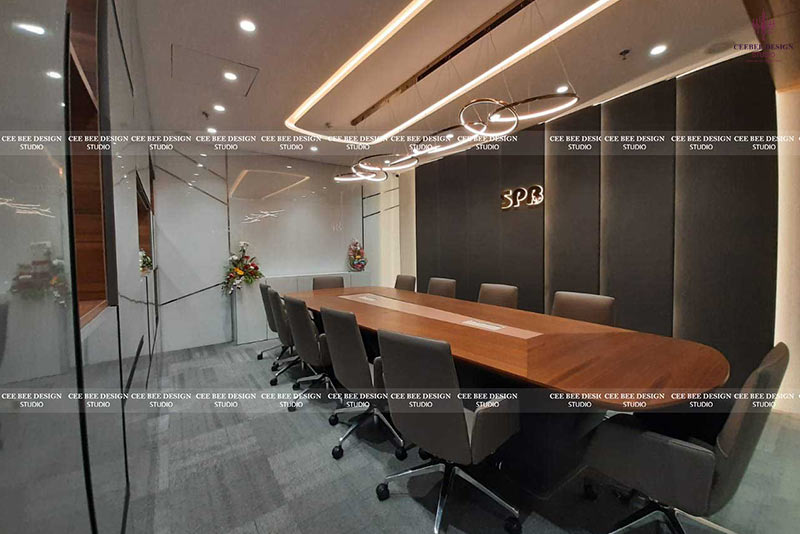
(258, 283, 292, 369)
(267, 288, 300, 386)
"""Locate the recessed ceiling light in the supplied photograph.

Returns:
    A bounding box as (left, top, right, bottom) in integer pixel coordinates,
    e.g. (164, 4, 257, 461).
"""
(556, 85, 569, 94)
(193, 173, 199, 176)
(223, 71, 238, 81)
(46, 71, 62, 79)
(213, 104, 225, 112)
(310, 146, 318, 152)
(197, 163, 203, 167)
(239, 19, 256, 32)
(650, 44, 667, 56)
(60, 102, 65, 107)
(116, 155, 122, 158)
(200, 153, 207, 157)
(15, 22, 45, 35)
(286, 165, 292, 169)
(207, 127, 217, 134)
(445, 133, 454, 139)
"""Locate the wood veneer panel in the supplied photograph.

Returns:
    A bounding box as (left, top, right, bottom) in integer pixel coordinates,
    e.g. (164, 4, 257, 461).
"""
(291, 287, 729, 409)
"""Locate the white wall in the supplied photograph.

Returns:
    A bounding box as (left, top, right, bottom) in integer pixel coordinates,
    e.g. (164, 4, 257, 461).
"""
(362, 174, 401, 288)
(774, 87, 800, 413)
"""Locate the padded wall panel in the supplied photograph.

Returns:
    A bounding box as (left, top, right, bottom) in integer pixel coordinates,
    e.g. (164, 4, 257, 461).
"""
(544, 106, 601, 313)
(675, 55, 777, 389)
(601, 79, 676, 335)
(466, 149, 502, 302)
(415, 160, 440, 292)
(501, 127, 546, 312)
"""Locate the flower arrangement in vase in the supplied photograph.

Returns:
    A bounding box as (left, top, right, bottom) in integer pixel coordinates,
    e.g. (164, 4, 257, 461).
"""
(223, 242, 264, 294)
(139, 249, 153, 275)
(347, 239, 367, 272)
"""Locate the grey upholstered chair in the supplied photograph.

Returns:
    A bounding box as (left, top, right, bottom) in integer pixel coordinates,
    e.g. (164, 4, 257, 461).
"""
(478, 283, 518, 309)
(551, 291, 615, 326)
(312, 275, 344, 290)
(267, 288, 299, 386)
(585, 343, 790, 534)
(321, 307, 404, 460)
(375, 330, 521, 534)
(427, 277, 456, 298)
(258, 283, 290, 368)
(283, 296, 338, 411)
(394, 274, 416, 292)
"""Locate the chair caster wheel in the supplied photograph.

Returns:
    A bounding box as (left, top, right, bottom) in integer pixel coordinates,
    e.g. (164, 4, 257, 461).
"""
(418, 448, 432, 460)
(257, 353, 263, 361)
(331, 445, 343, 460)
(394, 447, 408, 461)
(583, 480, 598, 501)
(269, 377, 278, 386)
(376, 483, 390, 501)
(328, 414, 339, 426)
(288, 405, 296, 412)
(504, 516, 521, 534)
(292, 382, 301, 390)
(271, 363, 279, 372)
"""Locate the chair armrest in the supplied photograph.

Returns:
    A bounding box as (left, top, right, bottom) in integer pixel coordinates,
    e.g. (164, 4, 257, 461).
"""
(371, 356, 385, 392)
(586, 414, 716, 516)
(318, 333, 331, 366)
(469, 397, 520, 464)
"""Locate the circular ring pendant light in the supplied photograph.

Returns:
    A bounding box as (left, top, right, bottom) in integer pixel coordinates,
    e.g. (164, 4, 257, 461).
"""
(356, 153, 419, 173)
(333, 169, 389, 183)
(489, 92, 579, 122)
(458, 98, 518, 137)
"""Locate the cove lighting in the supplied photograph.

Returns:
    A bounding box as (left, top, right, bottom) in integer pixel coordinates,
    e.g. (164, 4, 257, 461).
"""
(46, 71, 62, 79)
(14, 22, 45, 35)
(239, 19, 256, 32)
(650, 44, 667, 56)
(285, 0, 618, 145)
(223, 71, 238, 81)
(556, 85, 569, 94)
(213, 104, 225, 112)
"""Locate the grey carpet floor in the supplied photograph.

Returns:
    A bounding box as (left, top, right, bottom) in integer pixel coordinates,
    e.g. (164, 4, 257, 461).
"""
(123, 341, 800, 534)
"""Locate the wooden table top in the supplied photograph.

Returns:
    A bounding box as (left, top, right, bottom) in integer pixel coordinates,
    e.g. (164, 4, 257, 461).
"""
(287, 287, 730, 409)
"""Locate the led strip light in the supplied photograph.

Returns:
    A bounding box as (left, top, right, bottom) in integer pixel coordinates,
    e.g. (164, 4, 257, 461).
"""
(285, 0, 619, 145)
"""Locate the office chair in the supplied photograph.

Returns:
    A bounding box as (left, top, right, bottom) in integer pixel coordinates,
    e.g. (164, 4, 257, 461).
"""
(257, 283, 290, 368)
(427, 277, 456, 298)
(585, 343, 790, 534)
(321, 307, 405, 460)
(313, 275, 344, 290)
(394, 274, 416, 292)
(267, 288, 299, 386)
(283, 296, 339, 411)
(375, 330, 522, 534)
(478, 284, 519, 309)
(551, 291, 615, 326)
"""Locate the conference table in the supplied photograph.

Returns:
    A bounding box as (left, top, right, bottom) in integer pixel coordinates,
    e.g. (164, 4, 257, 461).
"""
(286, 286, 730, 411)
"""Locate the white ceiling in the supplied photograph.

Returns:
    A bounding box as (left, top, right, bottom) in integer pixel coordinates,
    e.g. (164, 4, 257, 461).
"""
(136, 0, 757, 167)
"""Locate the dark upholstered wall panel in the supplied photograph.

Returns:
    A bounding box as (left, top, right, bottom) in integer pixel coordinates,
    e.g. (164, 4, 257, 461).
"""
(414, 159, 440, 292)
(674, 55, 777, 389)
(600, 79, 676, 335)
(544, 106, 601, 313)
(501, 127, 545, 312)
(414, 127, 545, 311)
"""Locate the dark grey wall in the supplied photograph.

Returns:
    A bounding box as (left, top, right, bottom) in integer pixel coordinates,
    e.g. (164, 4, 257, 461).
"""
(674, 56, 777, 390)
(415, 127, 546, 311)
(600, 79, 676, 336)
(544, 106, 601, 313)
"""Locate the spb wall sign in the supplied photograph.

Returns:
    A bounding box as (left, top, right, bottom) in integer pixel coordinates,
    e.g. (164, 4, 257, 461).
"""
(501, 185, 544, 210)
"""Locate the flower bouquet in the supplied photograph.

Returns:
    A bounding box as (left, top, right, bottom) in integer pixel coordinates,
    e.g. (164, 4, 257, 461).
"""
(223, 242, 264, 294)
(139, 249, 153, 274)
(347, 239, 367, 272)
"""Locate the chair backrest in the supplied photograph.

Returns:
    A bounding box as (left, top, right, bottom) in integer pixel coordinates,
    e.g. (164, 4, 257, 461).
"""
(378, 330, 472, 465)
(551, 291, 615, 326)
(259, 283, 277, 333)
(478, 283, 518, 309)
(284, 296, 327, 367)
(313, 275, 344, 290)
(267, 288, 293, 347)
(320, 307, 374, 391)
(427, 277, 456, 298)
(708, 343, 790, 514)
(394, 274, 416, 292)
